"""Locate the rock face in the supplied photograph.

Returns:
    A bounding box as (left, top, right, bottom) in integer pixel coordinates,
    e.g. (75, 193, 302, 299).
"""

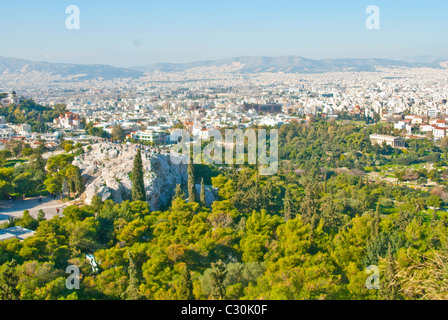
(74, 142, 198, 211)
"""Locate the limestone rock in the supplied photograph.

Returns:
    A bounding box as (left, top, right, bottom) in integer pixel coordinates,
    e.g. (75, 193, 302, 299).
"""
(77, 142, 193, 211)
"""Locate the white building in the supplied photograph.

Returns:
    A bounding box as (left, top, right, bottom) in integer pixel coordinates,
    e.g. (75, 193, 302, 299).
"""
(0, 91, 20, 107)
(53, 112, 83, 130)
(404, 115, 423, 125)
(429, 119, 447, 127)
(433, 127, 447, 140)
(131, 128, 167, 144)
(427, 109, 438, 118)
(370, 134, 406, 148)
(0, 128, 13, 139)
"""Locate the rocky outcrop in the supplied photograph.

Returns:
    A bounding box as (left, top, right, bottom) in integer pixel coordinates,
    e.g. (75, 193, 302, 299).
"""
(74, 142, 202, 211)
(194, 184, 218, 208)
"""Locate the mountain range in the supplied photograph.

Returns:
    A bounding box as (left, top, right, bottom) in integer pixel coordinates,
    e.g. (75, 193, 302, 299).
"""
(0, 55, 447, 79)
(0, 56, 144, 80)
(135, 55, 448, 73)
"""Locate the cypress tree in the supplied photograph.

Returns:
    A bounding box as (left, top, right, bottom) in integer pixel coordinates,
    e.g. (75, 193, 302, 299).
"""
(300, 182, 320, 225)
(200, 178, 206, 207)
(122, 252, 141, 300)
(74, 166, 85, 195)
(323, 172, 327, 193)
(132, 149, 146, 202)
(178, 264, 195, 300)
(251, 174, 262, 211)
(371, 202, 381, 240)
(188, 160, 197, 203)
(209, 260, 227, 300)
(283, 188, 292, 222)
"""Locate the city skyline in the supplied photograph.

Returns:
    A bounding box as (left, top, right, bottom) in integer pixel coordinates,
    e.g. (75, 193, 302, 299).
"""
(1, 0, 447, 67)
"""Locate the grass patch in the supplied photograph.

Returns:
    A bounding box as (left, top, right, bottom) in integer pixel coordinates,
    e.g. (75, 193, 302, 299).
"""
(4, 158, 28, 168)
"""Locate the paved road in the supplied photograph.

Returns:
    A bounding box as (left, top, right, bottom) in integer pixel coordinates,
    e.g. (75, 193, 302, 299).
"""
(0, 197, 65, 223)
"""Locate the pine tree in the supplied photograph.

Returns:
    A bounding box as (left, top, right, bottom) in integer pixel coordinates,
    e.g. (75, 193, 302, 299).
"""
(30, 152, 46, 172)
(132, 149, 146, 202)
(174, 184, 186, 200)
(37, 209, 46, 222)
(177, 264, 195, 300)
(0, 260, 20, 300)
(209, 260, 227, 300)
(122, 252, 141, 300)
(188, 160, 197, 203)
(74, 166, 85, 194)
(261, 180, 280, 213)
(200, 178, 206, 207)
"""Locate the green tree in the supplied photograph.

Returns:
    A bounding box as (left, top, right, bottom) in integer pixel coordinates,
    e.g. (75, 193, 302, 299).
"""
(37, 209, 46, 222)
(65, 165, 85, 196)
(7, 140, 23, 158)
(64, 144, 74, 153)
(91, 195, 103, 212)
(47, 154, 74, 172)
(209, 260, 227, 300)
(426, 194, 442, 209)
(200, 178, 206, 207)
(300, 182, 321, 226)
(188, 160, 197, 203)
(131, 149, 146, 202)
(44, 173, 62, 195)
(0, 149, 12, 160)
(283, 188, 293, 222)
(379, 244, 399, 300)
(122, 252, 142, 300)
(440, 136, 448, 160)
(173, 184, 185, 200)
(320, 195, 344, 233)
(178, 264, 195, 300)
(13, 172, 34, 196)
(0, 260, 20, 300)
(17, 210, 38, 230)
(111, 125, 126, 141)
(29, 152, 46, 172)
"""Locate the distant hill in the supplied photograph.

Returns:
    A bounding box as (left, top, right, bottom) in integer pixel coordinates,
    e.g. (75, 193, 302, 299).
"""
(135, 55, 448, 74)
(0, 56, 144, 80)
(0, 55, 446, 79)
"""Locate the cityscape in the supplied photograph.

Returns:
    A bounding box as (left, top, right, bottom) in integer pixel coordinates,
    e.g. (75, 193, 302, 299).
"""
(1, 0, 448, 310)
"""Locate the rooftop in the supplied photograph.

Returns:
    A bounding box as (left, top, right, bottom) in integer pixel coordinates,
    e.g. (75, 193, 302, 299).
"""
(0, 226, 36, 241)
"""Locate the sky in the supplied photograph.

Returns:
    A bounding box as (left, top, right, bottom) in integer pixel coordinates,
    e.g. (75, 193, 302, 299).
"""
(0, 0, 447, 67)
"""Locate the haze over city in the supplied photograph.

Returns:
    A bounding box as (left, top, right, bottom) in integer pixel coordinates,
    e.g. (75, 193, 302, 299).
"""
(0, 0, 447, 67)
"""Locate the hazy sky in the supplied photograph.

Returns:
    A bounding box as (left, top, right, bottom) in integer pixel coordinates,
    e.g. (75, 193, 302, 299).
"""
(1, 0, 447, 67)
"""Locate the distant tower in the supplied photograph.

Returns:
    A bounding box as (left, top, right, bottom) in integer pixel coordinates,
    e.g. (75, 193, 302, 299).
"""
(9, 91, 19, 104)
